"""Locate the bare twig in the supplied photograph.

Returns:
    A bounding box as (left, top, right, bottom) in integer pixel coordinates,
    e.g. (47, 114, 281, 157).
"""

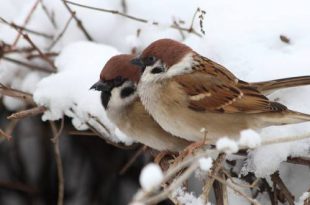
(22, 33, 57, 69)
(271, 172, 295, 205)
(273, 179, 279, 205)
(201, 153, 226, 202)
(0, 128, 12, 140)
(49, 119, 65, 205)
(212, 174, 261, 205)
(61, 0, 94, 41)
(39, 0, 57, 28)
(286, 156, 310, 166)
(12, 0, 41, 47)
(47, 14, 74, 50)
(0, 83, 35, 105)
(0, 17, 53, 39)
(2, 56, 55, 73)
(172, 18, 186, 40)
(213, 171, 228, 205)
(26, 52, 58, 60)
(119, 145, 147, 175)
(65, 1, 202, 37)
(121, 0, 127, 13)
(7, 106, 47, 120)
(0, 18, 57, 69)
(68, 130, 98, 136)
(197, 8, 206, 35)
(0, 181, 38, 194)
(222, 169, 260, 189)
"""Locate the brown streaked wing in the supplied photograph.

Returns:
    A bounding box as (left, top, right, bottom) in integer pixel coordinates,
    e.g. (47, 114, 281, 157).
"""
(174, 71, 287, 113)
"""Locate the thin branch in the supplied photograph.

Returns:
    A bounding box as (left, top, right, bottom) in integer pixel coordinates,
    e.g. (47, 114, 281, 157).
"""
(61, 0, 94, 41)
(271, 172, 295, 205)
(119, 145, 147, 175)
(121, 0, 127, 13)
(2, 56, 55, 73)
(7, 106, 47, 120)
(68, 130, 98, 136)
(47, 14, 74, 51)
(49, 119, 65, 205)
(12, 0, 41, 47)
(65, 1, 202, 37)
(26, 52, 58, 60)
(0, 17, 56, 69)
(0, 17, 53, 39)
(0, 128, 12, 140)
(213, 171, 228, 205)
(286, 157, 310, 166)
(0, 83, 35, 105)
(0, 181, 38, 194)
(222, 169, 260, 189)
(39, 0, 57, 28)
(201, 153, 226, 203)
(211, 174, 261, 205)
(22, 33, 57, 69)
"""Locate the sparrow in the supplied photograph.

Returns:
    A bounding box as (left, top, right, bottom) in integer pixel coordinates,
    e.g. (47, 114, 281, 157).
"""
(131, 39, 310, 143)
(90, 54, 190, 152)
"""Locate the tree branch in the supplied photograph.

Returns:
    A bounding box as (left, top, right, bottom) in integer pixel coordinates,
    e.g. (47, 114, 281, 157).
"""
(61, 0, 94, 41)
(7, 106, 47, 120)
(65, 0, 202, 37)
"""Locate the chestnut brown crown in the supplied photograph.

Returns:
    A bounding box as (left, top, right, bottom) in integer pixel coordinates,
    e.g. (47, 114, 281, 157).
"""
(140, 39, 192, 68)
(100, 54, 141, 83)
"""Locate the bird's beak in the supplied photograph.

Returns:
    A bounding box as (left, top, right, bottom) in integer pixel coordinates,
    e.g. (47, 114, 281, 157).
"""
(90, 80, 110, 91)
(130, 58, 145, 70)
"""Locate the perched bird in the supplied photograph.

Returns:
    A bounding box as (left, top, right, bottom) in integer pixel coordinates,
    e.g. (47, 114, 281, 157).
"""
(131, 39, 310, 143)
(90, 54, 190, 152)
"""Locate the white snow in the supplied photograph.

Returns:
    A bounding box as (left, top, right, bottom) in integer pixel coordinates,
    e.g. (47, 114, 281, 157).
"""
(198, 157, 213, 172)
(238, 129, 262, 149)
(216, 137, 239, 154)
(139, 163, 163, 192)
(33, 41, 131, 143)
(296, 192, 310, 205)
(171, 187, 205, 205)
(1, 0, 310, 204)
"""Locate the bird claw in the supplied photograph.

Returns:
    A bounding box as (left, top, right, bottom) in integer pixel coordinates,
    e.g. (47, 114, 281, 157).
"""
(173, 140, 207, 165)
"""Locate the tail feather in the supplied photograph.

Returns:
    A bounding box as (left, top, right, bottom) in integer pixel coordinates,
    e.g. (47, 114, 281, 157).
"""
(251, 76, 310, 95)
(261, 110, 310, 126)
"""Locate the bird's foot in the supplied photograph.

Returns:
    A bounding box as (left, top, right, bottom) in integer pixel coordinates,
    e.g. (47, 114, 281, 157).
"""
(173, 140, 207, 165)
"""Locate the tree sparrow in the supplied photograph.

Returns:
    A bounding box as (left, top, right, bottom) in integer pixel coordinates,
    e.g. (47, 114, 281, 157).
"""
(132, 39, 310, 143)
(90, 54, 190, 152)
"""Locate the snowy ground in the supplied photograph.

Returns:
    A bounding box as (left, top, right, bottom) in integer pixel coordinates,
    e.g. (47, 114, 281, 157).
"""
(1, 0, 310, 204)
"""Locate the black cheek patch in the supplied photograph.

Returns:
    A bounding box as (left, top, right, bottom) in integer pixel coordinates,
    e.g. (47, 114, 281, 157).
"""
(120, 86, 135, 98)
(151, 67, 164, 74)
(100, 91, 111, 109)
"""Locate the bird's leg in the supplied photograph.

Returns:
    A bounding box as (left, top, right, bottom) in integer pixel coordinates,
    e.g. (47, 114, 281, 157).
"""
(173, 129, 208, 165)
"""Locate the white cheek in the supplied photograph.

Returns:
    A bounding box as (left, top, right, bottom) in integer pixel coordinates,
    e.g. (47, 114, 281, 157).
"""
(108, 87, 123, 107)
(108, 86, 138, 109)
(167, 53, 193, 77)
(141, 66, 157, 83)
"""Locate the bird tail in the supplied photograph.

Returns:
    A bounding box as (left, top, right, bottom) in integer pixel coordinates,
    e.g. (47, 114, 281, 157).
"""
(260, 110, 310, 126)
(251, 76, 310, 95)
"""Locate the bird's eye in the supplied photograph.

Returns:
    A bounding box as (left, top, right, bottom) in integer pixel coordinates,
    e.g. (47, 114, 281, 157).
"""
(151, 67, 164, 74)
(120, 86, 136, 98)
(144, 56, 157, 66)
